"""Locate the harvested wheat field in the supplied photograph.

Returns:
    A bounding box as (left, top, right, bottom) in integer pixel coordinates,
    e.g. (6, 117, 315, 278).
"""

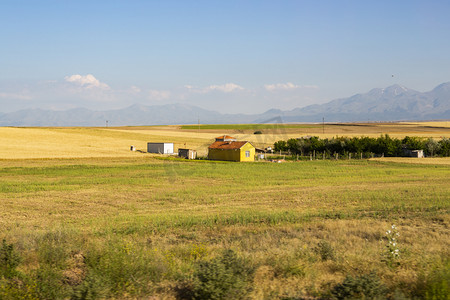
(1, 121, 450, 159)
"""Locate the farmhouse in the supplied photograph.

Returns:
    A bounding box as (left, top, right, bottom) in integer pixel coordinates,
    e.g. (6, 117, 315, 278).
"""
(147, 142, 174, 154)
(208, 135, 255, 162)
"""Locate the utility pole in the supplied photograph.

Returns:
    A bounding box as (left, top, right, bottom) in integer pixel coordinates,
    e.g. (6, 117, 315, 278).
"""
(322, 117, 325, 135)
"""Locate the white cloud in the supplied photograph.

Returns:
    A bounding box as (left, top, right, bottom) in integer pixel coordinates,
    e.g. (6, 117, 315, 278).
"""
(64, 74, 109, 89)
(0, 92, 32, 100)
(184, 83, 244, 94)
(264, 82, 319, 91)
(302, 85, 319, 89)
(0, 77, 324, 114)
(148, 89, 171, 100)
(130, 85, 141, 93)
(207, 83, 244, 93)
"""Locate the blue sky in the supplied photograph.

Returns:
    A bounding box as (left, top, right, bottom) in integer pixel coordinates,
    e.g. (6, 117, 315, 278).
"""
(1, 1, 450, 113)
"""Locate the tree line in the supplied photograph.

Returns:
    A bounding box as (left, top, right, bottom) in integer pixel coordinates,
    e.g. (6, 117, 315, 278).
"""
(273, 135, 450, 157)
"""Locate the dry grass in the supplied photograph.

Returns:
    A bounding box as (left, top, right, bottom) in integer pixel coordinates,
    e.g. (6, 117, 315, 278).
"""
(402, 121, 450, 128)
(0, 127, 149, 159)
(0, 123, 449, 298)
(370, 157, 450, 165)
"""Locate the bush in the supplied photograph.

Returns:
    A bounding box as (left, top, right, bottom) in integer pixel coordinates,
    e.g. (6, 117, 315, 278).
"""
(72, 274, 109, 300)
(0, 276, 37, 300)
(34, 266, 70, 299)
(76, 241, 167, 297)
(192, 249, 253, 299)
(331, 272, 387, 299)
(253, 131, 262, 134)
(413, 261, 449, 300)
(314, 240, 336, 261)
(0, 239, 21, 279)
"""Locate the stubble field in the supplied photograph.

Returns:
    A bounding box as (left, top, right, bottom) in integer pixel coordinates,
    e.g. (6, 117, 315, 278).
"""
(1, 121, 449, 159)
(0, 122, 449, 299)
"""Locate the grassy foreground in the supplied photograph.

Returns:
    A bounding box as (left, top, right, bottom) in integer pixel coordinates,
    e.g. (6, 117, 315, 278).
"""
(0, 157, 449, 299)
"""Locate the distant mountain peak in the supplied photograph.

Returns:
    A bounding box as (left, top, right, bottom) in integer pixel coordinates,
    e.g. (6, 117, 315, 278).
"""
(383, 84, 409, 94)
(1, 83, 449, 126)
(263, 108, 283, 114)
(125, 103, 148, 111)
(366, 84, 414, 98)
(281, 82, 449, 122)
(432, 82, 450, 93)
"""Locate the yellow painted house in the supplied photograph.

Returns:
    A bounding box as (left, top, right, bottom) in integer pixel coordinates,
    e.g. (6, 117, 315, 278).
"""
(208, 135, 255, 162)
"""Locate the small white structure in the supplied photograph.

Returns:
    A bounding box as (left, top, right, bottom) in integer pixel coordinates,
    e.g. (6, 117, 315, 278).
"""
(410, 150, 424, 158)
(403, 149, 424, 158)
(147, 142, 174, 154)
(178, 148, 197, 159)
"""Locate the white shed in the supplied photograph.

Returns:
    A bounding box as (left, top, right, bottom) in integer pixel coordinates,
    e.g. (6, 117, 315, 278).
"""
(147, 143, 174, 154)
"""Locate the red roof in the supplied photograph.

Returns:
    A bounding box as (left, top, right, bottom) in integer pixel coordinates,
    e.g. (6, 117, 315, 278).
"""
(208, 141, 249, 150)
(215, 135, 236, 141)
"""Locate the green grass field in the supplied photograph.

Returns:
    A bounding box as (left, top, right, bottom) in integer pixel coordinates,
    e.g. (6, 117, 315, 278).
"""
(1, 156, 449, 299)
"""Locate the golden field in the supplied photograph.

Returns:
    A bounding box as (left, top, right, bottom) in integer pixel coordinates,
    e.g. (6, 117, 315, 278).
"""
(1, 121, 450, 159)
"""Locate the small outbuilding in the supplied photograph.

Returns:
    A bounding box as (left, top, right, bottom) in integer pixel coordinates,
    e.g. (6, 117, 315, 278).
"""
(208, 135, 255, 162)
(410, 150, 424, 158)
(403, 149, 424, 158)
(147, 142, 174, 154)
(178, 148, 197, 159)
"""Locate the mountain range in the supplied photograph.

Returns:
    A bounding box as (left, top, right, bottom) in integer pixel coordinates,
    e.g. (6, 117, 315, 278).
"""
(1, 83, 449, 126)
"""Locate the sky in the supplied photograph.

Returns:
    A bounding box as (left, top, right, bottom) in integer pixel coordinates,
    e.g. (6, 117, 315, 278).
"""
(1, 0, 450, 114)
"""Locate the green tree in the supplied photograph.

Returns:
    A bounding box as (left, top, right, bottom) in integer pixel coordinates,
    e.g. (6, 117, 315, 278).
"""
(437, 138, 450, 156)
(273, 140, 287, 152)
(402, 136, 425, 150)
(425, 138, 440, 157)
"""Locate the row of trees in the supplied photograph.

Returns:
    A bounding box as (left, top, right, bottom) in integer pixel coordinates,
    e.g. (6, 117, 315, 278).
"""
(273, 135, 450, 157)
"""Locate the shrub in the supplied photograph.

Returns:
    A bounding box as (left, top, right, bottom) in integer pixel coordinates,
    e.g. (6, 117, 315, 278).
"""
(253, 131, 262, 135)
(267, 253, 306, 278)
(192, 249, 253, 299)
(34, 265, 70, 299)
(314, 240, 336, 261)
(0, 239, 21, 279)
(71, 274, 109, 300)
(0, 276, 37, 300)
(331, 272, 387, 300)
(77, 241, 167, 297)
(413, 260, 449, 300)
